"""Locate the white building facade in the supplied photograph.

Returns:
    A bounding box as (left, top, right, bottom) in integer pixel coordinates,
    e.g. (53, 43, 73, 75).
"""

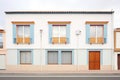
(5, 11, 114, 72)
(114, 28, 120, 70)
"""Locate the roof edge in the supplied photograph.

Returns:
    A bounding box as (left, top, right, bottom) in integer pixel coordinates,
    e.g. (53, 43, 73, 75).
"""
(5, 11, 114, 14)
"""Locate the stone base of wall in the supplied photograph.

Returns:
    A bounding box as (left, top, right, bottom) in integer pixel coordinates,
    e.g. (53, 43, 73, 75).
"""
(101, 65, 112, 70)
(42, 65, 77, 72)
(4, 65, 112, 72)
(78, 65, 88, 71)
(6, 65, 42, 72)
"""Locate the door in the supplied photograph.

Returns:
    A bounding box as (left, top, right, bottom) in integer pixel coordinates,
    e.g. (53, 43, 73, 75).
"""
(118, 54, 120, 70)
(0, 55, 6, 69)
(89, 51, 100, 70)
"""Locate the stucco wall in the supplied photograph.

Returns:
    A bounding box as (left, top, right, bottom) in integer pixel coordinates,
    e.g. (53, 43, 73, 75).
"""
(5, 13, 113, 49)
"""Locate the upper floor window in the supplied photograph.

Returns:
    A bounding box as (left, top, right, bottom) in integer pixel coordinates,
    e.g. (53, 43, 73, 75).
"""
(0, 33, 3, 48)
(12, 21, 34, 44)
(48, 21, 71, 44)
(90, 25, 104, 44)
(114, 28, 120, 52)
(17, 25, 30, 44)
(86, 21, 108, 44)
(52, 25, 67, 44)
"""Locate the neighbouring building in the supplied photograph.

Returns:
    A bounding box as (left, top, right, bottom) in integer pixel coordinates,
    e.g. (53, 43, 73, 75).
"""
(4, 11, 114, 72)
(0, 28, 6, 69)
(114, 28, 120, 70)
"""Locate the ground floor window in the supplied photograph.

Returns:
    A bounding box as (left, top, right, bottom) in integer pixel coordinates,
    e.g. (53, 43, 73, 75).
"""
(0, 33, 3, 48)
(20, 51, 32, 64)
(48, 51, 58, 64)
(47, 50, 73, 65)
(61, 51, 72, 64)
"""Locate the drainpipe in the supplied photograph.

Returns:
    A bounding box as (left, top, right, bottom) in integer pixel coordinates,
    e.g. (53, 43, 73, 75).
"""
(76, 30, 81, 72)
(111, 10, 114, 71)
(40, 29, 43, 71)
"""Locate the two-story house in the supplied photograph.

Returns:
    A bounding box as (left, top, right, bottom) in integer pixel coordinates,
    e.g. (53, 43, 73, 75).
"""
(5, 11, 114, 72)
(0, 28, 6, 69)
(114, 28, 120, 70)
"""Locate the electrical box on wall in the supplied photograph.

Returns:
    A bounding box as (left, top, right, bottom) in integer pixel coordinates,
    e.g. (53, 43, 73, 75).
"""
(76, 30, 81, 35)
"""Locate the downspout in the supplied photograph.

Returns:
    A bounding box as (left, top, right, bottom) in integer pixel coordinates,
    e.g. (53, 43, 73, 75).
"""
(40, 29, 43, 71)
(111, 10, 114, 70)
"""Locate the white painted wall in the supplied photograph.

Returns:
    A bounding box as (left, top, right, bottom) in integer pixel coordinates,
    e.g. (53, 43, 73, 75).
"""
(77, 50, 88, 65)
(7, 50, 17, 65)
(0, 55, 6, 69)
(41, 50, 46, 65)
(102, 50, 112, 65)
(114, 52, 120, 70)
(5, 13, 113, 49)
(7, 49, 46, 65)
(5, 13, 114, 68)
(6, 49, 113, 67)
(33, 50, 41, 65)
(33, 49, 46, 65)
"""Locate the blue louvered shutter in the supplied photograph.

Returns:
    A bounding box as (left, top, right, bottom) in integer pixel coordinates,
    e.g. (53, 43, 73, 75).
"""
(13, 24, 16, 44)
(104, 24, 107, 43)
(49, 24, 52, 44)
(86, 24, 90, 44)
(66, 24, 70, 44)
(30, 24, 34, 44)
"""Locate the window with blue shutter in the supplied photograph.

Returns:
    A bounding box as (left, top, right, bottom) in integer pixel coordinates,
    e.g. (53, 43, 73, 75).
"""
(13, 24, 16, 44)
(12, 22, 34, 44)
(86, 24, 90, 44)
(30, 24, 34, 44)
(86, 24, 107, 44)
(66, 24, 70, 44)
(86, 21, 108, 44)
(104, 24, 107, 43)
(48, 22, 70, 44)
(48, 24, 52, 44)
(49, 24, 70, 44)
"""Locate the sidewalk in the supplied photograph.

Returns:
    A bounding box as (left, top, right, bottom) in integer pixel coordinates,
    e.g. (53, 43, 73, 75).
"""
(0, 70, 120, 74)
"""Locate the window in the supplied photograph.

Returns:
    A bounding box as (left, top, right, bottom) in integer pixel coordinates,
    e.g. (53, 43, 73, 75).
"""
(12, 21, 34, 44)
(114, 29, 120, 52)
(47, 50, 73, 65)
(90, 25, 104, 44)
(86, 21, 108, 44)
(61, 51, 72, 64)
(52, 25, 67, 44)
(48, 21, 71, 44)
(0, 33, 3, 48)
(48, 51, 58, 64)
(17, 25, 30, 44)
(20, 51, 32, 64)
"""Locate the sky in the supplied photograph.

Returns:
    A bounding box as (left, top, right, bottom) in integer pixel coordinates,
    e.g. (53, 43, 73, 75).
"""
(0, 0, 119, 28)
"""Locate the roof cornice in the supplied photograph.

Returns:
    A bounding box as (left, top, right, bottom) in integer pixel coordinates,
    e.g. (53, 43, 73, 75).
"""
(5, 11, 114, 14)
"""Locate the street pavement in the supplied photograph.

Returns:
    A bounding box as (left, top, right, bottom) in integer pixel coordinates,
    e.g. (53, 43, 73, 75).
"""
(0, 72, 120, 77)
(0, 70, 120, 77)
(0, 77, 120, 80)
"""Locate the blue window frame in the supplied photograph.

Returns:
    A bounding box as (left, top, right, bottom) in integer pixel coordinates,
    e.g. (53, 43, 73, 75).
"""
(86, 23, 107, 44)
(48, 24, 70, 44)
(13, 23, 34, 44)
(46, 49, 74, 65)
(17, 49, 33, 65)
